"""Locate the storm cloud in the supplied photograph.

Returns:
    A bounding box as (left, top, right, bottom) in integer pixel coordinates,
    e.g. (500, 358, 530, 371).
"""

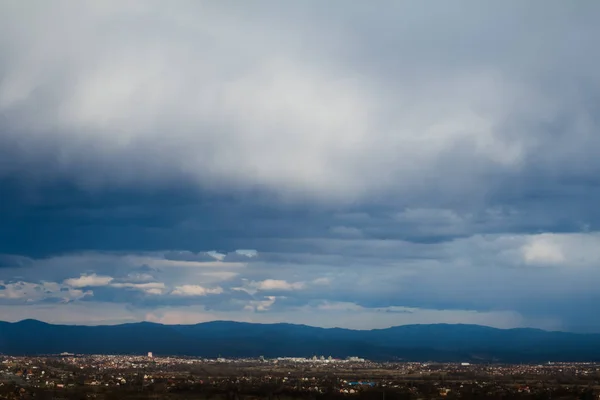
(1, 1, 600, 331)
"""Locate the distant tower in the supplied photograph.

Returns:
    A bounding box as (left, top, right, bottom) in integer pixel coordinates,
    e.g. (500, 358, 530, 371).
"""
(147, 352, 153, 358)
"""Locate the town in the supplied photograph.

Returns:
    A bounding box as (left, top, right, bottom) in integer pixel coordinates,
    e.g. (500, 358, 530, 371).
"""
(1, 354, 600, 399)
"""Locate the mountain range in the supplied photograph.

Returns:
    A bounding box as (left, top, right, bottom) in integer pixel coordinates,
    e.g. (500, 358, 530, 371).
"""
(2, 320, 600, 362)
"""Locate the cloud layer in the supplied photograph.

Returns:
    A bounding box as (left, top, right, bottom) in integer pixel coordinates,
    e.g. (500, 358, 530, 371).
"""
(2, 1, 599, 203)
(1, 1, 600, 331)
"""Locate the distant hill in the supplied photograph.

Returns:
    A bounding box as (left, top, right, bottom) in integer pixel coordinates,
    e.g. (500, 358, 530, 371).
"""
(1, 320, 600, 362)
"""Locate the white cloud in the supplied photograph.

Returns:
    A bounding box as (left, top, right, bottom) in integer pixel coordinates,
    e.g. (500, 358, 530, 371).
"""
(249, 279, 306, 292)
(123, 273, 155, 283)
(110, 282, 164, 289)
(64, 274, 114, 288)
(110, 282, 166, 295)
(312, 277, 331, 285)
(232, 250, 258, 258)
(171, 285, 223, 296)
(243, 296, 277, 312)
(522, 235, 566, 265)
(127, 255, 246, 269)
(520, 233, 600, 267)
(0, 280, 92, 303)
(1, 1, 598, 203)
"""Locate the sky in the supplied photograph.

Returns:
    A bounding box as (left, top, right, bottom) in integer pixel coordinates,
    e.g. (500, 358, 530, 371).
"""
(1, 1, 600, 332)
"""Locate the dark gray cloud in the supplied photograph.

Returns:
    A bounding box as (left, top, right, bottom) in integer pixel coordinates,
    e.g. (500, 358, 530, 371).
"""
(164, 251, 218, 263)
(0, 254, 33, 268)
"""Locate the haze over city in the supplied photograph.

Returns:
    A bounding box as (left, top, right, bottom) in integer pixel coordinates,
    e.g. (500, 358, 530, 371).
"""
(1, 1, 600, 333)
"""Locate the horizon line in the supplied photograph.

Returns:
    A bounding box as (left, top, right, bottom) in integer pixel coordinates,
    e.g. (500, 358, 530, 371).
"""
(0, 318, 571, 333)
